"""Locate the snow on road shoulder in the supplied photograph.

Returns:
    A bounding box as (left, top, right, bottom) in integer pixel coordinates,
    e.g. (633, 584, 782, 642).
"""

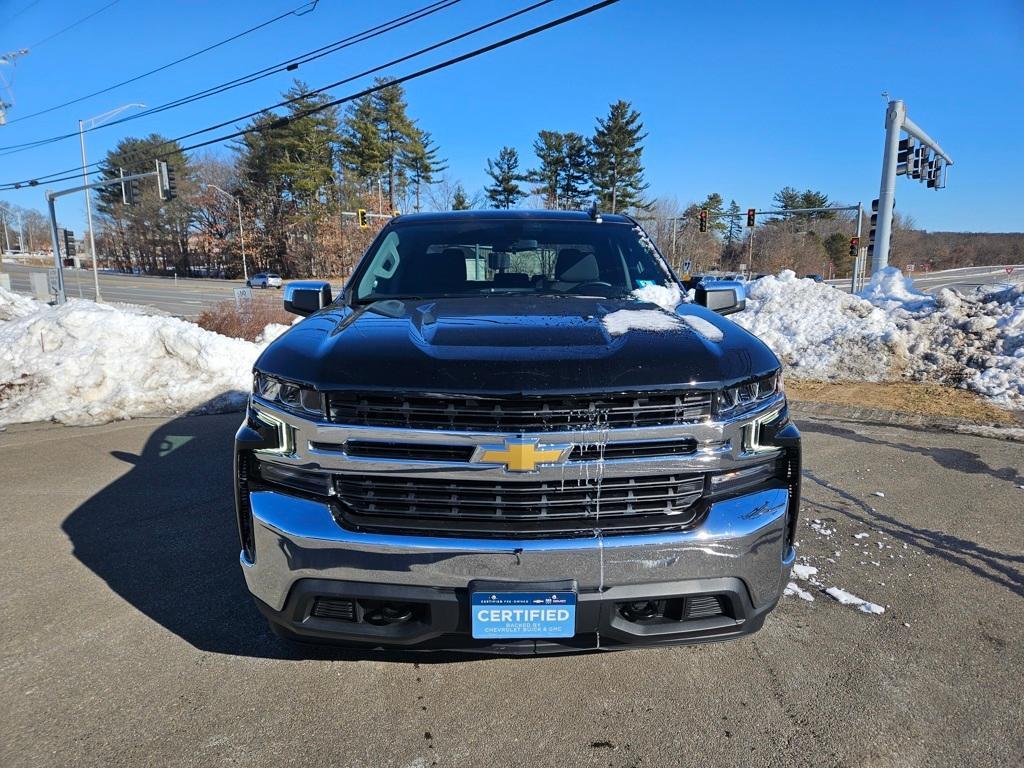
(733, 269, 1024, 409)
(0, 290, 271, 426)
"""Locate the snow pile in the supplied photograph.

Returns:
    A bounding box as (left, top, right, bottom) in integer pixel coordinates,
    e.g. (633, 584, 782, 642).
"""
(0, 292, 272, 426)
(734, 270, 904, 381)
(857, 266, 934, 311)
(0, 286, 41, 321)
(733, 269, 1024, 409)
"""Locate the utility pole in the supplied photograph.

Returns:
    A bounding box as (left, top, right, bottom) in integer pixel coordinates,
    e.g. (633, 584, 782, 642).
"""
(871, 99, 953, 274)
(78, 104, 146, 301)
(204, 183, 248, 281)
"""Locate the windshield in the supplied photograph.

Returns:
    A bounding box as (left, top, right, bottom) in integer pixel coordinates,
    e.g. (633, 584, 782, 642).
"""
(351, 220, 673, 302)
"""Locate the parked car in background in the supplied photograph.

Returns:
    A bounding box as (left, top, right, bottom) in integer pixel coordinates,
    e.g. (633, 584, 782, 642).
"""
(804, 274, 824, 283)
(248, 272, 283, 289)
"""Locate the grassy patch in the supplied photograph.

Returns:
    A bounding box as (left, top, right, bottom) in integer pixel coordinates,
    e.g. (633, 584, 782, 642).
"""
(787, 380, 1020, 426)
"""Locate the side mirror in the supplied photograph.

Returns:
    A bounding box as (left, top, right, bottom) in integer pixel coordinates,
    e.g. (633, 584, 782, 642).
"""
(695, 285, 746, 315)
(284, 281, 332, 316)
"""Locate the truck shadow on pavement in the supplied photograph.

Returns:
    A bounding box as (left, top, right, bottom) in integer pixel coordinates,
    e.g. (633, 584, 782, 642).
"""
(60, 409, 472, 663)
(798, 421, 1023, 598)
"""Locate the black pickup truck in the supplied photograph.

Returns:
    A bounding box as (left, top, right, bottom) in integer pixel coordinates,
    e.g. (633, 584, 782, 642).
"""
(235, 209, 800, 654)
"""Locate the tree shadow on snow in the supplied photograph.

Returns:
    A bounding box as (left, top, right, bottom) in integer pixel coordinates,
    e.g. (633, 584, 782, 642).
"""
(60, 406, 477, 663)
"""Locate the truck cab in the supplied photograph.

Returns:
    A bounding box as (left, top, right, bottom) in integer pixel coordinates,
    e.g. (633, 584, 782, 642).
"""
(235, 210, 800, 654)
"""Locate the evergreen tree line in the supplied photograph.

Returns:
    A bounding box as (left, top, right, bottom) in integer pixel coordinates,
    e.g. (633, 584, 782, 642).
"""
(483, 99, 648, 213)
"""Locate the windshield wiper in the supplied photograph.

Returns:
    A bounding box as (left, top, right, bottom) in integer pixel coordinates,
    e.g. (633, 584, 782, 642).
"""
(353, 294, 428, 305)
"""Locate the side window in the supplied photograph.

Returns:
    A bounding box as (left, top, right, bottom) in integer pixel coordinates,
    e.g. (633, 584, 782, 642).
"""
(357, 231, 401, 297)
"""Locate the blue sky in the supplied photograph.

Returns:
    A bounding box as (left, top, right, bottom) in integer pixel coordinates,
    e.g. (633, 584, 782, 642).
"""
(1, 0, 1022, 233)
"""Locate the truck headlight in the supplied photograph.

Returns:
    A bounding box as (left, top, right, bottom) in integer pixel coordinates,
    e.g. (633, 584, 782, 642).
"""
(717, 371, 783, 418)
(253, 372, 324, 416)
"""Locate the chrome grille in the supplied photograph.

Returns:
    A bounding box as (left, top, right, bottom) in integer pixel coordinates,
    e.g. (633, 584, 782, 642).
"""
(326, 391, 712, 432)
(334, 473, 705, 534)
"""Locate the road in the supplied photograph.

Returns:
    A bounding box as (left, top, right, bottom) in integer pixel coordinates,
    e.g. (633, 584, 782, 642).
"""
(828, 264, 1023, 294)
(1, 411, 1021, 767)
(0, 262, 259, 319)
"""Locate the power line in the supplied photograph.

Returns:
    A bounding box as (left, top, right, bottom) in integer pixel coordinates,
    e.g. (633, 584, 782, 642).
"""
(28, 0, 120, 49)
(0, 0, 459, 153)
(1, 0, 558, 180)
(3, 0, 320, 126)
(1, 0, 621, 191)
(1, 0, 44, 26)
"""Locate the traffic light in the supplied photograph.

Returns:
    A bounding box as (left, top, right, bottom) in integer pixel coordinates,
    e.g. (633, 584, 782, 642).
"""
(62, 229, 76, 258)
(357, 208, 368, 228)
(698, 208, 708, 233)
(746, 208, 755, 227)
(909, 146, 925, 180)
(158, 161, 178, 201)
(927, 159, 943, 189)
(849, 237, 859, 258)
(123, 176, 141, 205)
(867, 199, 879, 258)
(896, 137, 914, 175)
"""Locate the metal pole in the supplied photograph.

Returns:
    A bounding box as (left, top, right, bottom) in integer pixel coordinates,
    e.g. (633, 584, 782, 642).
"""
(1, 210, 9, 252)
(79, 119, 103, 301)
(872, 100, 904, 274)
(236, 198, 248, 281)
(46, 194, 66, 304)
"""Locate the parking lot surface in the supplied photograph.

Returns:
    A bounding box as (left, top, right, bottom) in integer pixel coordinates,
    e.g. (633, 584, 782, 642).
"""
(1, 412, 1021, 767)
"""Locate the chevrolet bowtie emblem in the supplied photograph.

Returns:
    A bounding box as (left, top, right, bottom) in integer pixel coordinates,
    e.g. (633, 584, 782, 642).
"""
(472, 438, 573, 472)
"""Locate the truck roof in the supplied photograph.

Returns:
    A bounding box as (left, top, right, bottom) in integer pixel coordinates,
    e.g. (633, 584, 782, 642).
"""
(392, 209, 637, 225)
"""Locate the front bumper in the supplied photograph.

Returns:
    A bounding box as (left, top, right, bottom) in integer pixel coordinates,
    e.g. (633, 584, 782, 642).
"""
(240, 486, 796, 653)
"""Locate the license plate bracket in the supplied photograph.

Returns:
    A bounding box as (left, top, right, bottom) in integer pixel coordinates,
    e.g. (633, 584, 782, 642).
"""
(470, 590, 576, 639)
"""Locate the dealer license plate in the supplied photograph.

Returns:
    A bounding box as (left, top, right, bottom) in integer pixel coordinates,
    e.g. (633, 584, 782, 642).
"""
(470, 591, 576, 639)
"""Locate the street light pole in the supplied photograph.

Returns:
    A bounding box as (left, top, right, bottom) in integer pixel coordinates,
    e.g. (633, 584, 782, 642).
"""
(79, 103, 145, 302)
(205, 183, 248, 280)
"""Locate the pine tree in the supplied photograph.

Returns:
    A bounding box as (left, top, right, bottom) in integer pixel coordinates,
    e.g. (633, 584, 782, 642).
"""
(340, 94, 385, 194)
(590, 100, 648, 213)
(700, 192, 726, 235)
(560, 132, 591, 210)
(402, 129, 447, 212)
(371, 79, 418, 210)
(772, 186, 834, 222)
(484, 146, 526, 209)
(724, 199, 743, 247)
(452, 184, 471, 210)
(528, 131, 565, 208)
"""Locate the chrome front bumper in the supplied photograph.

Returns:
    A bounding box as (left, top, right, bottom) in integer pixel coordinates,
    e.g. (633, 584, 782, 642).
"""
(241, 486, 795, 615)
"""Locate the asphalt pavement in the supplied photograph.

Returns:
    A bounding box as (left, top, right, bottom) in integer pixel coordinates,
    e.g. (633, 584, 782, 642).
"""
(0, 262, 258, 318)
(1, 411, 1021, 767)
(827, 264, 1023, 294)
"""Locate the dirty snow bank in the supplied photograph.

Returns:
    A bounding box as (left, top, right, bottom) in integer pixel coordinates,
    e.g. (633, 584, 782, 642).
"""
(0, 289, 272, 426)
(733, 269, 1024, 409)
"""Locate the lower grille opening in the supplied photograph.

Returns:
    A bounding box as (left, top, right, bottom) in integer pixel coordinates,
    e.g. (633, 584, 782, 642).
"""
(616, 595, 729, 626)
(311, 597, 356, 622)
(309, 597, 427, 626)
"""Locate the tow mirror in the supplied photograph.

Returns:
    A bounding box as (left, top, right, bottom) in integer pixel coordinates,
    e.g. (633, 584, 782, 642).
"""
(695, 285, 746, 315)
(284, 281, 332, 316)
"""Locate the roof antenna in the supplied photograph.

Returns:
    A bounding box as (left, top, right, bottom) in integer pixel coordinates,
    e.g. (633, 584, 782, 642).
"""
(587, 200, 603, 223)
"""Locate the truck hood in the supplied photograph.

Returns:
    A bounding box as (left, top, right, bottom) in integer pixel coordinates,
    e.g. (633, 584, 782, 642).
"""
(254, 295, 779, 393)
